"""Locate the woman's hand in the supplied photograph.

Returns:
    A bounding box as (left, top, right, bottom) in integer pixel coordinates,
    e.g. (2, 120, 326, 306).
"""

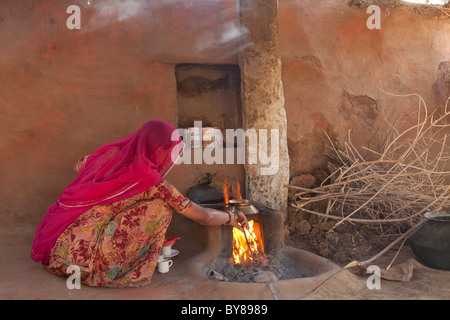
(179, 202, 249, 232)
(225, 209, 249, 233)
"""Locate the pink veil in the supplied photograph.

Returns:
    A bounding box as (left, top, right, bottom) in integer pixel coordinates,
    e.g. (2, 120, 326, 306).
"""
(31, 120, 184, 265)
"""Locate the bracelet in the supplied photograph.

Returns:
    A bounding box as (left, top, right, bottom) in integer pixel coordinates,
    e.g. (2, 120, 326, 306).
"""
(224, 210, 236, 226)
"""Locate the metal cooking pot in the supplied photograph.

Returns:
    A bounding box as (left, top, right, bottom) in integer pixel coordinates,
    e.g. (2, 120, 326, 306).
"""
(188, 174, 224, 209)
(225, 199, 259, 216)
(409, 210, 450, 270)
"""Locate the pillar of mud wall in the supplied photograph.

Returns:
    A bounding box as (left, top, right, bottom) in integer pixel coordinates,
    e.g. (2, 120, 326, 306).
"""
(237, 0, 290, 215)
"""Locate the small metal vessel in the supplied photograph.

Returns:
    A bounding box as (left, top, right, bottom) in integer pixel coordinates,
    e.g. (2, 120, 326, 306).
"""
(225, 199, 259, 216)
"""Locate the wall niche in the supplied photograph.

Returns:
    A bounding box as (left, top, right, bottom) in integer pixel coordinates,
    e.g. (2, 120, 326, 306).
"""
(175, 64, 242, 130)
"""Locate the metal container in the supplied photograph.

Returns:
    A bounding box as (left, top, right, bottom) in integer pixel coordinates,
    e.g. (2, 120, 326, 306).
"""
(409, 210, 450, 270)
(225, 199, 259, 216)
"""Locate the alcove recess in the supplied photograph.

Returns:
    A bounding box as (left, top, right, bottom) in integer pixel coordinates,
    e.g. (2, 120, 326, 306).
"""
(172, 63, 245, 199)
(175, 63, 242, 134)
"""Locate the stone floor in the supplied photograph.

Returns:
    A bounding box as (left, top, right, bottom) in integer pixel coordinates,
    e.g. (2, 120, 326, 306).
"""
(1, 218, 449, 300)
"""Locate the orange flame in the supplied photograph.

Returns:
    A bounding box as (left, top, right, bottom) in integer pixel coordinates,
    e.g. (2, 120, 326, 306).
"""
(223, 178, 243, 202)
(223, 178, 264, 265)
(223, 179, 230, 204)
(232, 220, 265, 264)
(235, 182, 242, 200)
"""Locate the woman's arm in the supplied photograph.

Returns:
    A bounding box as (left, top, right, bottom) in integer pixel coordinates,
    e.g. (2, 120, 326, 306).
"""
(180, 202, 249, 232)
(148, 180, 249, 232)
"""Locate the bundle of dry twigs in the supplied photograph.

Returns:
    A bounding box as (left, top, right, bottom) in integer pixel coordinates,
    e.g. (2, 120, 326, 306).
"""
(289, 93, 450, 266)
(429, 4, 450, 18)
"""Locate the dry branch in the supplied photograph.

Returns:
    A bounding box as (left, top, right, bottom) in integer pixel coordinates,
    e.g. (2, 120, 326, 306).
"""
(289, 94, 450, 264)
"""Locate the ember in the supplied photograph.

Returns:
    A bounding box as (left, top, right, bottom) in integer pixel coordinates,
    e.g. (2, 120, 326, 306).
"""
(206, 186, 305, 283)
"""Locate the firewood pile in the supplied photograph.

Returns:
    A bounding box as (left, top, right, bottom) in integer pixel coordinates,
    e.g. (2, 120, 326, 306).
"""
(289, 94, 450, 266)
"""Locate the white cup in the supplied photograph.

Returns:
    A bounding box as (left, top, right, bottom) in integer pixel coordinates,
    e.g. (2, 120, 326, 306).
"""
(162, 244, 172, 257)
(157, 259, 173, 273)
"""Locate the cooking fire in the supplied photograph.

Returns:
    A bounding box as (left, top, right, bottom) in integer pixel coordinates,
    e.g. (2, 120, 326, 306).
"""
(206, 178, 303, 283)
(223, 179, 266, 266)
(232, 220, 265, 265)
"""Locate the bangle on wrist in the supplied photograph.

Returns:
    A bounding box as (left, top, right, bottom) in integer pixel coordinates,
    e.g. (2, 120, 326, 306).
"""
(224, 210, 235, 226)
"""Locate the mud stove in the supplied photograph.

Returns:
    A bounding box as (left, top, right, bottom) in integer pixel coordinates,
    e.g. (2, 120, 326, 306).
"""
(189, 179, 305, 283)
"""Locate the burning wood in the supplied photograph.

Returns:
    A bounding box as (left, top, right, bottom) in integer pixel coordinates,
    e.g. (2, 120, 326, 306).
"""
(207, 187, 304, 283)
(223, 178, 266, 266)
(232, 220, 265, 265)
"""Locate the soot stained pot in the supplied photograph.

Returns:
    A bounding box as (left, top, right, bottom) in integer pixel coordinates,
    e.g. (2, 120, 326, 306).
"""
(409, 210, 450, 270)
(188, 174, 224, 210)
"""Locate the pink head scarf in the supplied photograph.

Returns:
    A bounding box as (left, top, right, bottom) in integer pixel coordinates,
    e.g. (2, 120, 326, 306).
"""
(31, 120, 184, 265)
